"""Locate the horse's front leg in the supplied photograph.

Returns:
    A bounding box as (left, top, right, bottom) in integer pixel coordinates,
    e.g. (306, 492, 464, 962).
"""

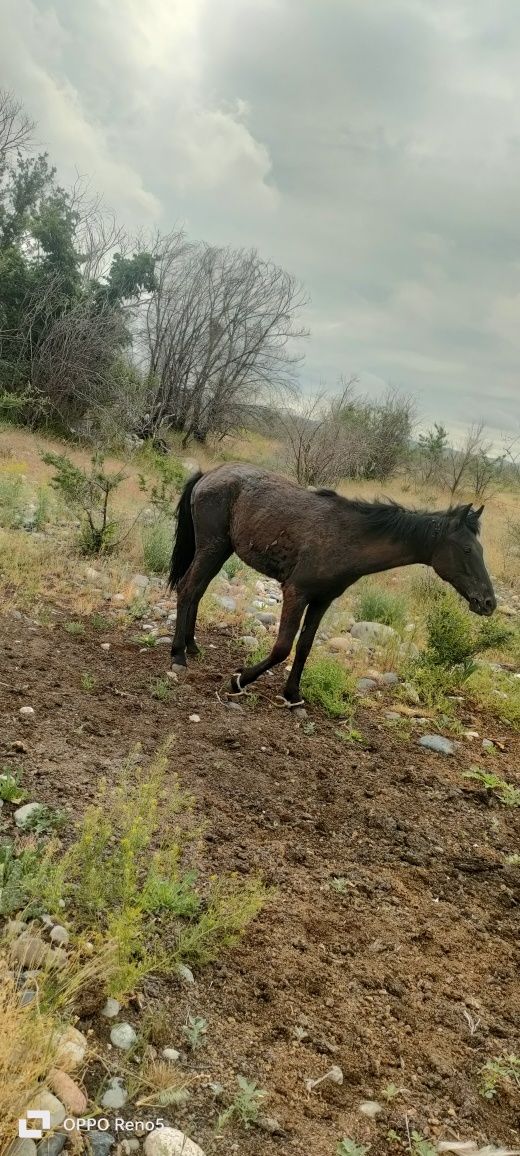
(282, 599, 331, 705)
(230, 585, 306, 694)
(171, 545, 230, 672)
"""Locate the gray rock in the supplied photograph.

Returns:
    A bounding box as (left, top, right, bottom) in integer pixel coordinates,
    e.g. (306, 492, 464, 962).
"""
(385, 711, 401, 720)
(239, 635, 258, 651)
(38, 1136, 66, 1156)
(19, 706, 35, 718)
(327, 635, 363, 654)
(101, 997, 121, 1018)
(482, 738, 495, 750)
(14, 802, 44, 828)
(350, 621, 397, 645)
(356, 677, 378, 693)
(175, 962, 195, 984)
(381, 671, 399, 685)
(20, 989, 37, 1007)
(110, 1022, 137, 1049)
(155, 635, 173, 645)
(24, 1092, 65, 1129)
(87, 1134, 115, 1156)
(101, 1077, 128, 1109)
(419, 734, 456, 756)
(11, 934, 47, 969)
(131, 574, 150, 590)
(7, 1141, 37, 1156)
(162, 1047, 181, 1062)
(144, 1130, 205, 1156)
(216, 595, 237, 612)
(50, 926, 69, 947)
(255, 611, 277, 626)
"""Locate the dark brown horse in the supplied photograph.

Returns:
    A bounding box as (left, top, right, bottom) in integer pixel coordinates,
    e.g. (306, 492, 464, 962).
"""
(168, 463, 496, 706)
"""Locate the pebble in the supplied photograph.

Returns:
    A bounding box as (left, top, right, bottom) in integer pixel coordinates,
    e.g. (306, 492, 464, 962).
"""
(85, 567, 102, 581)
(144, 1129, 206, 1156)
(50, 926, 69, 947)
(419, 734, 456, 756)
(482, 738, 495, 750)
(239, 635, 258, 651)
(162, 1047, 181, 1062)
(37, 1136, 66, 1156)
(87, 1134, 115, 1156)
(131, 574, 150, 590)
(19, 706, 35, 718)
(356, 677, 378, 693)
(48, 1069, 87, 1114)
(25, 1092, 66, 1129)
(7, 1142, 37, 1156)
(101, 997, 121, 1019)
(53, 1025, 88, 1071)
(155, 636, 173, 645)
(327, 635, 363, 654)
(110, 1022, 137, 1050)
(381, 671, 399, 685)
(100, 642, 110, 652)
(10, 934, 47, 969)
(14, 802, 44, 828)
(255, 612, 277, 626)
(101, 1077, 128, 1110)
(350, 621, 397, 644)
(216, 595, 237, 612)
(189, 714, 201, 723)
(175, 962, 195, 984)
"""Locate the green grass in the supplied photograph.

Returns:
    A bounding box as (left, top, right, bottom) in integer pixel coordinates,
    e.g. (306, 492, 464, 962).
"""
(337, 1141, 370, 1156)
(218, 1076, 267, 1131)
(0, 475, 25, 528)
(301, 656, 357, 717)
(0, 770, 27, 804)
(25, 743, 269, 997)
(90, 611, 110, 631)
(354, 583, 407, 630)
(463, 766, 520, 806)
(81, 673, 96, 692)
(150, 676, 173, 703)
(479, 1053, 520, 1099)
(467, 664, 520, 729)
(142, 519, 172, 575)
(222, 554, 243, 580)
(63, 620, 85, 636)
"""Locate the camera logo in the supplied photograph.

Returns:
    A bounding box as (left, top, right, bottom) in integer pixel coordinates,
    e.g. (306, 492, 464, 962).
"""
(18, 1111, 51, 1139)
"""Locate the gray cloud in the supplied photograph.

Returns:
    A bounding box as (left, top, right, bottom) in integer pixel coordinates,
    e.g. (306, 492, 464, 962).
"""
(1, 0, 519, 442)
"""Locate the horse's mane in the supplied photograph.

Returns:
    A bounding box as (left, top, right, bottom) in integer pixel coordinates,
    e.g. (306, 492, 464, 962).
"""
(315, 492, 481, 551)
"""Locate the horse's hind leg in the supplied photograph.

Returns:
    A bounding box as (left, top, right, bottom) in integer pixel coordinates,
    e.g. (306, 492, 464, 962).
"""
(230, 585, 306, 694)
(283, 598, 331, 705)
(171, 543, 231, 670)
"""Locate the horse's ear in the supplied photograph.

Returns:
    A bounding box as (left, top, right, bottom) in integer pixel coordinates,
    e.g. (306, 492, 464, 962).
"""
(474, 504, 485, 519)
(457, 503, 473, 525)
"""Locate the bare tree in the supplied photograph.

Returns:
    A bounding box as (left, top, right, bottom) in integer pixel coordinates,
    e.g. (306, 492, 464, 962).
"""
(141, 239, 308, 444)
(444, 422, 504, 499)
(279, 379, 360, 486)
(0, 90, 33, 163)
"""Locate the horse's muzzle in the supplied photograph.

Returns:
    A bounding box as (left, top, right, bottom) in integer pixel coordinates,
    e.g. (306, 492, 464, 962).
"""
(469, 594, 496, 616)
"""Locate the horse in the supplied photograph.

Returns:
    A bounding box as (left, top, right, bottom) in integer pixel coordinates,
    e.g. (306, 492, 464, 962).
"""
(167, 463, 496, 707)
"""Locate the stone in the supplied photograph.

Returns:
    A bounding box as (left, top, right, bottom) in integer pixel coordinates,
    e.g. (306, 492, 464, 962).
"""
(189, 714, 201, 723)
(7, 1141, 37, 1156)
(110, 1022, 137, 1050)
(255, 611, 277, 626)
(87, 1134, 115, 1156)
(162, 1047, 181, 1062)
(50, 926, 69, 947)
(85, 567, 102, 582)
(53, 1025, 87, 1072)
(14, 802, 44, 828)
(100, 642, 110, 652)
(25, 1092, 65, 1130)
(381, 671, 399, 685)
(144, 1129, 206, 1156)
(101, 997, 121, 1019)
(11, 934, 47, 969)
(350, 621, 397, 644)
(327, 635, 363, 654)
(419, 734, 456, 756)
(175, 962, 195, 984)
(131, 574, 150, 590)
(37, 1135, 66, 1156)
(216, 595, 236, 612)
(482, 738, 495, 750)
(48, 1069, 87, 1114)
(19, 706, 35, 718)
(101, 1077, 128, 1110)
(356, 677, 378, 693)
(155, 636, 173, 646)
(239, 635, 258, 651)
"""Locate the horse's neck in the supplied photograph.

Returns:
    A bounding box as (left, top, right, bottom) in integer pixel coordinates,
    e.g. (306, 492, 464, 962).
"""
(354, 534, 430, 576)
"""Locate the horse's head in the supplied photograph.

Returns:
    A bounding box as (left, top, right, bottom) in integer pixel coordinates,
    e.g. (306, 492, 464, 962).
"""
(431, 504, 496, 616)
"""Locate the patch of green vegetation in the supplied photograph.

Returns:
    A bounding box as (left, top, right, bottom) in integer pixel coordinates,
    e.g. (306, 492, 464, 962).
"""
(81, 673, 96, 692)
(0, 769, 27, 804)
(0, 475, 25, 528)
(19, 805, 66, 836)
(0, 840, 40, 915)
(410, 1134, 437, 1156)
(466, 664, 520, 729)
(33, 485, 51, 530)
(426, 593, 511, 670)
(42, 450, 129, 555)
(90, 611, 110, 631)
(132, 632, 157, 648)
(127, 596, 150, 621)
(27, 744, 269, 997)
(142, 519, 172, 575)
(354, 584, 407, 630)
(218, 1076, 267, 1130)
(150, 676, 172, 703)
(182, 1013, 207, 1051)
(138, 451, 187, 516)
(301, 656, 357, 718)
(463, 767, 520, 806)
(64, 620, 85, 636)
(222, 554, 243, 580)
(479, 1053, 520, 1099)
(337, 1141, 370, 1156)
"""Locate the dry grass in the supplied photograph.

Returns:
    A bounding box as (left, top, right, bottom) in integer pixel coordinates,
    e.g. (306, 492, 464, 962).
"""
(0, 959, 58, 1154)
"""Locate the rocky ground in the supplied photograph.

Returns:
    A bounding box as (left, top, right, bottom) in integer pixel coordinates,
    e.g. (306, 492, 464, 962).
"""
(1, 555, 520, 1156)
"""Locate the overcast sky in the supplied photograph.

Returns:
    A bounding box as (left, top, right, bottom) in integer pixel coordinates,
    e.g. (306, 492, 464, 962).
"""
(1, 0, 519, 442)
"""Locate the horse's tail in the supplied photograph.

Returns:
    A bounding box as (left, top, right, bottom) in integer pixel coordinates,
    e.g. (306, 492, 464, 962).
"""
(168, 470, 203, 591)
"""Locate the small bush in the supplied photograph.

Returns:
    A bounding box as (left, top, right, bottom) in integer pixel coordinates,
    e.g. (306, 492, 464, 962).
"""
(463, 767, 520, 806)
(142, 519, 172, 574)
(0, 770, 27, 804)
(42, 450, 129, 555)
(223, 554, 243, 580)
(139, 453, 187, 518)
(354, 585, 407, 630)
(467, 665, 520, 730)
(0, 476, 25, 529)
(28, 744, 268, 996)
(479, 1053, 520, 1099)
(218, 1076, 267, 1130)
(301, 657, 357, 717)
(426, 595, 476, 667)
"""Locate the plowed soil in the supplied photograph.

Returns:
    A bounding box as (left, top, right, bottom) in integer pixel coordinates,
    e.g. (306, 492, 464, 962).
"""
(1, 610, 519, 1155)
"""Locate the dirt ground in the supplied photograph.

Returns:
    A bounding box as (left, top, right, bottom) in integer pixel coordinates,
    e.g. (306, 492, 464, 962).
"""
(1, 609, 519, 1155)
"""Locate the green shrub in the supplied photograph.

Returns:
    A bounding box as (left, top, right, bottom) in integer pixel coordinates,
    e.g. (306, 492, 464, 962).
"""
(27, 744, 269, 996)
(223, 554, 243, 580)
(42, 451, 128, 555)
(426, 593, 510, 669)
(354, 584, 407, 630)
(142, 519, 172, 574)
(466, 665, 520, 730)
(0, 476, 25, 528)
(139, 453, 187, 518)
(301, 656, 357, 717)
